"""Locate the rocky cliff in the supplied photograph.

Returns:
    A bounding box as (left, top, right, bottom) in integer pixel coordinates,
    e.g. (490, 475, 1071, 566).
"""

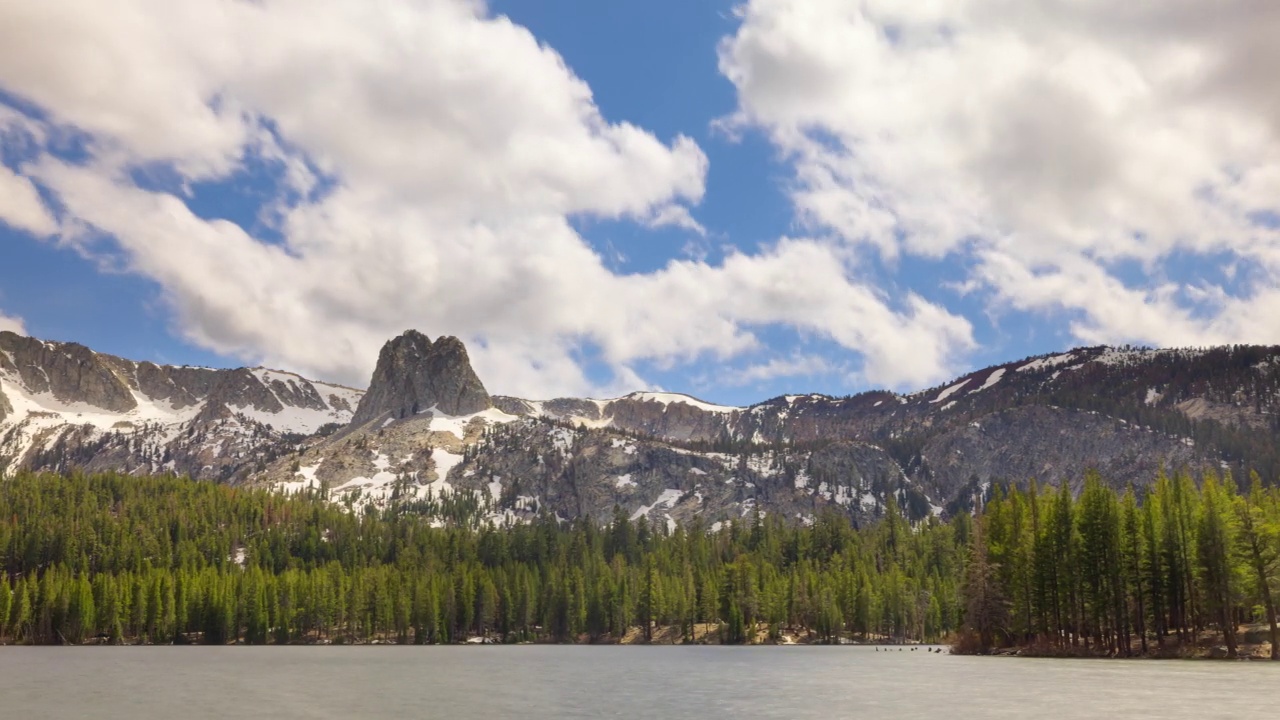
(349, 330, 491, 427)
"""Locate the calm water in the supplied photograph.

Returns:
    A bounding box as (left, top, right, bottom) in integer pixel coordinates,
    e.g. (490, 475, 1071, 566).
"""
(0, 646, 1275, 719)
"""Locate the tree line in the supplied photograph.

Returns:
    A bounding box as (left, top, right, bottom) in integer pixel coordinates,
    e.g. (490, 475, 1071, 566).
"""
(0, 471, 964, 645)
(962, 470, 1280, 659)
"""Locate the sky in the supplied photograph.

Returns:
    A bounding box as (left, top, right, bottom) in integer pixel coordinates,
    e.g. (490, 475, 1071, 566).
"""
(1, 0, 1279, 405)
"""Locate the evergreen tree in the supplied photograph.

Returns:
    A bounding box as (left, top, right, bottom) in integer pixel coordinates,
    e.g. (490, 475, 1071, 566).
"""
(1234, 474, 1280, 660)
(1196, 474, 1238, 658)
(960, 516, 1005, 652)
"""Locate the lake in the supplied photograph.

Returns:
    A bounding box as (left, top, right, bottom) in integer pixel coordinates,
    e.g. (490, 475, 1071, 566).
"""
(0, 646, 1275, 718)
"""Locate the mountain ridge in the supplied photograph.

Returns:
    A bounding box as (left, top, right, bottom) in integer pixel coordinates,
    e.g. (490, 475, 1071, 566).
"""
(3, 329, 1278, 528)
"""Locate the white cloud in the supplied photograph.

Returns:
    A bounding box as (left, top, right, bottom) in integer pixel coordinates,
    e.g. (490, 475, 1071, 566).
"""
(0, 110, 56, 236)
(0, 311, 26, 336)
(720, 354, 838, 387)
(720, 0, 1280, 348)
(0, 0, 974, 397)
(33, 158, 971, 393)
(0, 164, 55, 236)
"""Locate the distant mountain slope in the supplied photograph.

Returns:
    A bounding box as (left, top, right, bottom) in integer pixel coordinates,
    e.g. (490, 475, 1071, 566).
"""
(0, 331, 361, 480)
(4, 328, 1278, 525)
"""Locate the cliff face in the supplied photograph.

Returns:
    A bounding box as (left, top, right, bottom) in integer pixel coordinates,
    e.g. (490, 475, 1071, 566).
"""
(5, 329, 1278, 526)
(1, 333, 138, 413)
(349, 331, 491, 427)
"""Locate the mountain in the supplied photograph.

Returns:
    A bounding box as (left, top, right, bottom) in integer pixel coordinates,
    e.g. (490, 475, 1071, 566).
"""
(3, 329, 1279, 527)
(0, 331, 361, 481)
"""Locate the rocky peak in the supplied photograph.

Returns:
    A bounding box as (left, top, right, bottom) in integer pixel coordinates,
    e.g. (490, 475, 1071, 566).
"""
(349, 330, 491, 427)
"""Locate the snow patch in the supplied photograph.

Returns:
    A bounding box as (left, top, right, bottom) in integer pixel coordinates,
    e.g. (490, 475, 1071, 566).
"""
(970, 368, 1005, 393)
(333, 465, 399, 504)
(549, 426, 577, 453)
(630, 488, 683, 521)
(1017, 353, 1076, 373)
(423, 406, 519, 440)
(231, 402, 351, 435)
(277, 460, 324, 495)
(609, 437, 638, 455)
(427, 447, 463, 496)
(623, 392, 739, 414)
(930, 379, 970, 404)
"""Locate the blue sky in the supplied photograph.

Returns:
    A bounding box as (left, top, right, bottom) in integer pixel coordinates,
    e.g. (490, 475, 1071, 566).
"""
(1, 1, 1278, 404)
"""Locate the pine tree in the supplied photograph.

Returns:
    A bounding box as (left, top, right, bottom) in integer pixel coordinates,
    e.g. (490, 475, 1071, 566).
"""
(961, 516, 1006, 652)
(11, 577, 33, 643)
(1234, 474, 1279, 660)
(68, 575, 96, 644)
(1121, 489, 1147, 655)
(0, 578, 11, 640)
(639, 557, 656, 642)
(1196, 475, 1238, 658)
(1077, 474, 1121, 652)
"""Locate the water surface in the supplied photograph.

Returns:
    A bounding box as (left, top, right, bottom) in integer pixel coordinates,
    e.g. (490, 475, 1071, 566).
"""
(1, 646, 1274, 719)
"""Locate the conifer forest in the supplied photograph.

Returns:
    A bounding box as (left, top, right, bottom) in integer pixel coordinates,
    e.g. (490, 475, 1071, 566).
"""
(0, 470, 1277, 659)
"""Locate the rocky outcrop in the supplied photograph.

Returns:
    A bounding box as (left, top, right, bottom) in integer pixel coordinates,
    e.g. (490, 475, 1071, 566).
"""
(0, 332, 137, 412)
(350, 331, 491, 426)
(133, 362, 219, 409)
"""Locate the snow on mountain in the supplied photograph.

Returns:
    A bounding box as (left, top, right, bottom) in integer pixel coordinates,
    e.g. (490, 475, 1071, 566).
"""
(970, 368, 1005, 394)
(623, 392, 740, 413)
(8, 329, 1280, 532)
(0, 375, 203, 466)
(1017, 352, 1077, 373)
(930, 379, 970, 404)
(231, 400, 357, 435)
(0, 333, 363, 479)
(418, 406, 520, 439)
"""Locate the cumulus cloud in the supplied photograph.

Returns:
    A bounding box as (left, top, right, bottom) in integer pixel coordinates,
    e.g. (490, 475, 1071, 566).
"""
(720, 0, 1280, 347)
(0, 0, 973, 396)
(0, 311, 26, 336)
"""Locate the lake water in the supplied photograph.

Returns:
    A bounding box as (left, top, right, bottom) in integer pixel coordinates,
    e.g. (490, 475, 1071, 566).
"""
(0, 646, 1275, 719)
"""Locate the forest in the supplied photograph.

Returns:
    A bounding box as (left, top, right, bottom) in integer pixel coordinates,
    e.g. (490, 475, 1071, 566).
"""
(0, 471, 964, 645)
(0, 469, 1277, 659)
(963, 470, 1280, 659)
